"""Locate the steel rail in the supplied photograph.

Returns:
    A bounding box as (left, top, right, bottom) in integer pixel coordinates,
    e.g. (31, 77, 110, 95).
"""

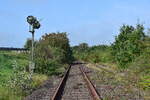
(51, 64, 102, 100)
(51, 65, 71, 100)
(79, 67, 102, 100)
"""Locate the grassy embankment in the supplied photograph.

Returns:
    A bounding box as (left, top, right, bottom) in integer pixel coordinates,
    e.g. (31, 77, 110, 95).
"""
(0, 51, 48, 100)
(0, 32, 72, 100)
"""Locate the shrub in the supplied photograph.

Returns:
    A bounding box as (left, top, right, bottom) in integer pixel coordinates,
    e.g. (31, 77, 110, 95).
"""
(34, 32, 73, 75)
(9, 60, 32, 94)
(112, 24, 145, 68)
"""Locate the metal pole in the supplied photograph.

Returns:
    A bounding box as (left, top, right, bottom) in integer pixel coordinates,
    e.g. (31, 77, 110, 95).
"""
(31, 30, 34, 62)
(31, 26, 35, 73)
(29, 25, 35, 74)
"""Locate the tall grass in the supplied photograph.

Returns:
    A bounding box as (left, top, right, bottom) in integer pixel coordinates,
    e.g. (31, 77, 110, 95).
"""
(0, 51, 50, 100)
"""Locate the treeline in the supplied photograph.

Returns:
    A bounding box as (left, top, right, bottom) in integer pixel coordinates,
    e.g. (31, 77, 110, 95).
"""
(72, 24, 150, 69)
(24, 23, 150, 74)
(72, 43, 113, 64)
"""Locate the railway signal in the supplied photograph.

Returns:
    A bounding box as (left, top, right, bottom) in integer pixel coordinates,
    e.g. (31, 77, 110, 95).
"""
(27, 15, 41, 74)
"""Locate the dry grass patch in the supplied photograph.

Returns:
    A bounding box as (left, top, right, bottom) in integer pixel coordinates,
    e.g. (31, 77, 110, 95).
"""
(32, 74, 48, 88)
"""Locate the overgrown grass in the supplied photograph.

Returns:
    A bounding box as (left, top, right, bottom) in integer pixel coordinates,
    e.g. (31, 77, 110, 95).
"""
(32, 74, 48, 88)
(0, 86, 23, 100)
(0, 51, 29, 99)
(0, 51, 51, 100)
(73, 42, 150, 99)
(86, 62, 149, 99)
(0, 51, 28, 69)
(0, 51, 66, 100)
(128, 53, 150, 92)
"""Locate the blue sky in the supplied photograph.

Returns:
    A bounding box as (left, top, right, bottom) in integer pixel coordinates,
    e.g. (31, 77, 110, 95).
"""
(0, 0, 150, 47)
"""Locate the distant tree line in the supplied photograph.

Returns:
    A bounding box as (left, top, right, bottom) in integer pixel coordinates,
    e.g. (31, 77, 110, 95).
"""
(72, 23, 150, 68)
(24, 23, 150, 70)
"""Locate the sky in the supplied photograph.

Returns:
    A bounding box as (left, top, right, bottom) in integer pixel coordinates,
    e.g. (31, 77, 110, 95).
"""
(0, 0, 150, 47)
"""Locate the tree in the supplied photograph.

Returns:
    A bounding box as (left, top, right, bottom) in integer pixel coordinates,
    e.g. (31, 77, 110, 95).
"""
(24, 38, 38, 49)
(78, 43, 89, 52)
(112, 24, 145, 68)
(34, 32, 73, 75)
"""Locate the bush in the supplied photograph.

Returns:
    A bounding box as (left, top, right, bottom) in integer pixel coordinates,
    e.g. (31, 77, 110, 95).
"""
(72, 44, 113, 64)
(112, 24, 145, 68)
(8, 60, 32, 94)
(34, 32, 73, 75)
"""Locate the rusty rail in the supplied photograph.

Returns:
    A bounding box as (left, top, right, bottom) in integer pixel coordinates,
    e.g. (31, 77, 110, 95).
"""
(51, 64, 102, 100)
(79, 67, 102, 100)
(51, 65, 71, 100)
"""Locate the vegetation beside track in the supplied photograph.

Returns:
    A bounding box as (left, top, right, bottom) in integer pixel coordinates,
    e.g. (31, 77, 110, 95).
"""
(86, 63, 150, 99)
(0, 51, 49, 100)
(0, 32, 73, 100)
(0, 23, 149, 99)
(34, 32, 73, 75)
(72, 23, 150, 99)
(24, 32, 73, 75)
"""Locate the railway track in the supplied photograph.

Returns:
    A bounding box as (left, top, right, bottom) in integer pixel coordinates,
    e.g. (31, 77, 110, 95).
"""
(25, 63, 145, 100)
(25, 63, 101, 100)
(51, 64, 101, 100)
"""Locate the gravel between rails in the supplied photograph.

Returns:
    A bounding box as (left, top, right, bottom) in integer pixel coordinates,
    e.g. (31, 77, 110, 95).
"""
(61, 64, 92, 100)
